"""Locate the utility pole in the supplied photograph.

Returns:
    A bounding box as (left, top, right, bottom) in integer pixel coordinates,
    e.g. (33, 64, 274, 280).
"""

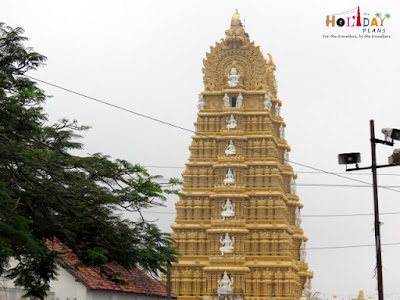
(339, 120, 400, 300)
(370, 120, 384, 300)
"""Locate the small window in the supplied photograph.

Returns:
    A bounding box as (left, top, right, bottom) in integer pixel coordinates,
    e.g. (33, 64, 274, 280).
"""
(231, 97, 237, 107)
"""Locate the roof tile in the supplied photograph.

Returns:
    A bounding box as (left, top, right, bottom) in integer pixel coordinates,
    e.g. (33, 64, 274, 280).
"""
(48, 241, 175, 298)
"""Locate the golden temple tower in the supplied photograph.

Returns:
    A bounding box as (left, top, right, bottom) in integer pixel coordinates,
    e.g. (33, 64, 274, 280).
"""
(169, 13, 313, 300)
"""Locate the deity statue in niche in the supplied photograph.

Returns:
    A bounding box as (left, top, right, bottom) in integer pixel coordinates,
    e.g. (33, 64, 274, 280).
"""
(227, 68, 240, 87)
(304, 278, 312, 299)
(300, 241, 306, 262)
(227, 114, 237, 131)
(221, 198, 235, 220)
(197, 94, 205, 111)
(291, 177, 296, 194)
(236, 93, 243, 107)
(219, 233, 234, 255)
(224, 93, 230, 107)
(217, 272, 234, 296)
(223, 168, 235, 185)
(275, 102, 281, 116)
(279, 124, 285, 138)
(225, 140, 236, 156)
(264, 92, 272, 110)
(283, 149, 289, 165)
(295, 206, 302, 226)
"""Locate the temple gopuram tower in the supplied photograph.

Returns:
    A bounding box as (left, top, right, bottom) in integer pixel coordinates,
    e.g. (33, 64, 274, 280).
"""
(169, 13, 313, 300)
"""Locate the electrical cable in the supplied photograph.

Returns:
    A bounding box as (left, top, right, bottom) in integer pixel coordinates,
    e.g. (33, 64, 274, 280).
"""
(170, 243, 400, 252)
(24, 75, 400, 194)
(302, 242, 400, 251)
(143, 165, 400, 177)
(139, 210, 400, 218)
(152, 178, 400, 189)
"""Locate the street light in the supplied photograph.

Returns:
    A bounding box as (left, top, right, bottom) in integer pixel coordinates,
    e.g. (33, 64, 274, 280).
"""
(338, 120, 400, 300)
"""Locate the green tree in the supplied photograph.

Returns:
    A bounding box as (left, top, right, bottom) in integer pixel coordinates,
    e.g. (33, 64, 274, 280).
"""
(0, 23, 180, 299)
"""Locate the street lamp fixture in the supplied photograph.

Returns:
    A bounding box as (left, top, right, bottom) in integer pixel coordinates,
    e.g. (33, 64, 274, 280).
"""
(338, 120, 400, 300)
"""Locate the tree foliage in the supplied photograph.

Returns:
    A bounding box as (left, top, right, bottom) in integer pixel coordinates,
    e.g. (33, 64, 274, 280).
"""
(0, 23, 180, 299)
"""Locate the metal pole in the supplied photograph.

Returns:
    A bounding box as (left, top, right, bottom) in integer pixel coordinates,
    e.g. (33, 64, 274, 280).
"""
(370, 119, 384, 300)
(167, 261, 172, 300)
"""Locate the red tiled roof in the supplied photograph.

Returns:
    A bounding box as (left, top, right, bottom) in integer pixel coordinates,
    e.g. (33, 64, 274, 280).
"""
(48, 241, 175, 298)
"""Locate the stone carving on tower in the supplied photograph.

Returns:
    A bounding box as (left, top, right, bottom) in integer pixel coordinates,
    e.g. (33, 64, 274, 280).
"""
(223, 168, 235, 185)
(224, 93, 230, 107)
(217, 272, 234, 297)
(167, 11, 313, 300)
(225, 140, 236, 156)
(221, 198, 235, 220)
(275, 103, 281, 116)
(237, 93, 243, 108)
(198, 94, 205, 111)
(220, 233, 235, 255)
(227, 114, 237, 131)
(228, 67, 240, 88)
(264, 92, 272, 110)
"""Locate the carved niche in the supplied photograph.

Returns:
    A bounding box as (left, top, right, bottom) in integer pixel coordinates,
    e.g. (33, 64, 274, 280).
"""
(202, 28, 278, 93)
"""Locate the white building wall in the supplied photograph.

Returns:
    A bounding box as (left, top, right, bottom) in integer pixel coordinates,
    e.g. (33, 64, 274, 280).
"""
(1, 262, 166, 300)
(49, 267, 88, 300)
(88, 291, 165, 300)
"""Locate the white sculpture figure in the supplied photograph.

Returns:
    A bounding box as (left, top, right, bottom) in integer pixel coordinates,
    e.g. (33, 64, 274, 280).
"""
(264, 92, 272, 110)
(274, 79, 278, 90)
(303, 277, 312, 299)
(225, 140, 236, 156)
(275, 103, 281, 116)
(221, 198, 235, 220)
(223, 168, 235, 185)
(300, 241, 306, 262)
(283, 150, 289, 165)
(219, 233, 235, 255)
(291, 177, 296, 194)
(223, 93, 230, 107)
(217, 272, 234, 296)
(279, 124, 285, 138)
(197, 94, 205, 111)
(295, 207, 302, 226)
(226, 114, 237, 131)
(236, 93, 243, 107)
(227, 68, 240, 87)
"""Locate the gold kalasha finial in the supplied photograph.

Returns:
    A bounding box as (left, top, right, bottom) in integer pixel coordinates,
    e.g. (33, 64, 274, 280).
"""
(231, 11, 242, 29)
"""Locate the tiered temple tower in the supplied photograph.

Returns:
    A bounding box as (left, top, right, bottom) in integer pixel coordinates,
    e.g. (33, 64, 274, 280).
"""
(169, 13, 313, 300)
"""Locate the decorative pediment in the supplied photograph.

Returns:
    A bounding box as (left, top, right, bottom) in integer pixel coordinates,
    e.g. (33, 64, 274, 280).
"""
(202, 30, 277, 93)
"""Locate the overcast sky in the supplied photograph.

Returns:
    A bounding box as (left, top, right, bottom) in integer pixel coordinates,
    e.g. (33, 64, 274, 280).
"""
(3, 0, 400, 299)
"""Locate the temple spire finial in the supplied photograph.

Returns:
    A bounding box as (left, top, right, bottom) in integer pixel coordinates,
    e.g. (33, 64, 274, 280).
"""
(231, 10, 242, 29)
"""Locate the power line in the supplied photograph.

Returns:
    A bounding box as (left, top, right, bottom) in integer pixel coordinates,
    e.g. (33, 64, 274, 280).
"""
(306, 242, 400, 250)
(143, 165, 400, 176)
(170, 243, 400, 251)
(153, 178, 400, 189)
(25, 75, 400, 194)
(24, 75, 194, 134)
(140, 210, 400, 218)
